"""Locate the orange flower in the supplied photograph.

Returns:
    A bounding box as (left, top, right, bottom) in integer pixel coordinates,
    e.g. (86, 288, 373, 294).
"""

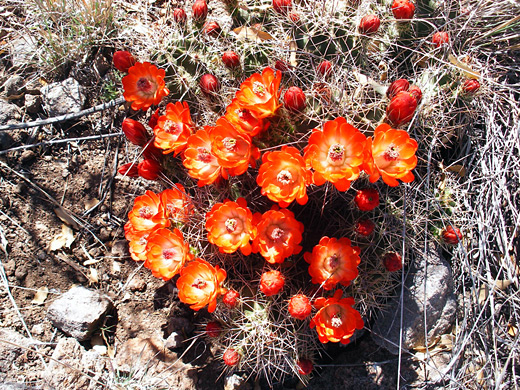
(310, 289, 364, 344)
(260, 270, 285, 296)
(210, 117, 260, 178)
(176, 258, 227, 312)
(124, 222, 156, 262)
(304, 236, 360, 290)
(153, 102, 194, 155)
(205, 198, 256, 255)
(122, 62, 169, 111)
(182, 128, 222, 186)
(159, 184, 193, 223)
(257, 146, 311, 208)
(234, 67, 282, 119)
(144, 228, 193, 281)
(127, 190, 169, 232)
(304, 117, 366, 191)
(252, 207, 304, 264)
(363, 124, 418, 187)
(288, 294, 312, 320)
(225, 99, 269, 137)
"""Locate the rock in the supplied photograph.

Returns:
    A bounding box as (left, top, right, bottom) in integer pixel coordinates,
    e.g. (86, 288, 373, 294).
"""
(0, 100, 22, 124)
(20, 150, 36, 164)
(41, 78, 85, 117)
(128, 276, 146, 292)
(0, 132, 14, 150)
(0, 384, 30, 390)
(224, 374, 250, 390)
(42, 338, 104, 390)
(0, 329, 31, 375)
(164, 331, 185, 350)
(4, 75, 24, 97)
(110, 240, 129, 259)
(46, 285, 113, 341)
(3, 260, 16, 277)
(10, 36, 38, 68)
(372, 245, 457, 355)
(25, 94, 42, 114)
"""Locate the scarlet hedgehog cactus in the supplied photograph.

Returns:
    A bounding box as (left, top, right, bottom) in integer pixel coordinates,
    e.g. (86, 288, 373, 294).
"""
(122, 62, 169, 111)
(173, 8, 187, 25)
(296, 358, 313, 375)
(272, 0, 292, 15)
(463, 79, 480, 94)
(387, 79, 410, 99)
(222, 289, 240, 308)
(317, 60, 332, 78)
(122, 118, 149, 146)
(355, 218, 375, 236)
(386, 91, 418, 126)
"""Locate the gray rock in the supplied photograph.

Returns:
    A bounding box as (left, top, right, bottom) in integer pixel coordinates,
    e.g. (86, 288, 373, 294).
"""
(25, 94, 42, 114)
(0, 329, 31, 375)
(0, 132, 14, 150)
(110, 240, 129, 258)
(47, 285, 113, 341)
(10, 36, 38, 68)
(0, 100, 22, 124)
(164, 331, 185, 350)
(372, 245, 456, 355)
(20, 150, 36, 164)
(4, 75, 24, 97)
(224, 374, 250, 390)
(41, 78, 85, 117)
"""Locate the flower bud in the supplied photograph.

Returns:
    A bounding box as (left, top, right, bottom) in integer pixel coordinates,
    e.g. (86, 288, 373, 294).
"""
(288, 294, 312, 320)
(203, 21, 221, 37)
(272, 0, 292, 15)
(462, 79, 480, 94)
(386, 91, 417, 126)
(199, 74, 221, 95)
(113, 51, 136, 73)
(148, 108, 160, 129)
(142, 143, 163, 161)
(317, 60, 332, 78)
(354, 188, 379, 211)
(275, 59, 291, 73)
(122, 118, 149, 146)
(173, 8, 187, 25)
(391, 0, 415, 20)
(355, 218, 375, 236)
(137, 159, 162, 180)
(432, 31, 449, 48)
(359, 14, 381, 35)
(222, 51, 240, 69)
(192, 0, 208, 23)
(296, 359, 313, 375)
(205, 321, 222, 337)
(386, 79, 409, 99)
(383, 252, 402, 272)
(441, 226, 462, 245)
(288, 11, 300, 24)
(408, 85, 422, 103)
(118, 162, 139, 177)
(223, 348, 240, 366)
(260, 270, 285, 296)
(284, 86, 306, 112)
(222, 289, 240, 308)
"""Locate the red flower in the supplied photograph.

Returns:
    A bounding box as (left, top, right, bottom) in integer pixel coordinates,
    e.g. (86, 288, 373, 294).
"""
(223, 348, 241, 366)
(144, 228, 193, 281)
(153, 101, 194, 156)
(192, 0, 208, 22)
(204, 21, 221, 37)
(118, 162, 138, 177)
(260, 270, 285, 296)
(272, 0, 292, 15)
(391, 0, 415, 20)
(304, 236, 361, 290)
(122, 118, 149, 147)
(113, 51, 136, 73)
(222, 51, 240, 69)
(408, 85, 422, 103)
(257, 146, 311, 207)
(355, 218, 375, 236)
(122, 62, 169, 111)
(183, 129, 222, 187)
(222, 289, 240, 308)
(234, 67, 282, 119)
(359, 15, 380, 34)
(288, 294, 312, 320)
(176, 258, 227, 312)
(354, 188, 379, 211)
(137, 159, 162, 180)
(462, 79, 480, 94)
(288, 11, 300, 24)
(382, 252, 402, 272)
(441, 226, 462, 245)
(432, 31, 449, 48)
(310, 289, 364, 344)
(386, 91, 417, 126)
(386, 79, 409, 99)
(159, 184, 193, 223)
(205, 198, 256, 255)
(304, 117, 366, 191)
(284, 86, 306, 112)
(317, 60, 332, 78)
(200, 74, 221, 96)
(296, 359, 313, 375)
(173, 8, 187, 25)
(128, 190, 168, 232)
(363, 124, 418, 186)
(205, 321, 222, 337)
(148, 108, 160, 128)
(225, 99, 269, 137)
(252, 207, 304, 264)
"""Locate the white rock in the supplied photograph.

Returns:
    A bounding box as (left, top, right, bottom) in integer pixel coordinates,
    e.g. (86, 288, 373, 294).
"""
(41, 78, 85, 117)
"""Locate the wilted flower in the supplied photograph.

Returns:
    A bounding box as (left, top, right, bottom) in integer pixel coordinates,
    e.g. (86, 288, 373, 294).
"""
(354, 188, 380, 211)
(260, 270, 285, 296)
(205, 321, 222, 337)
(304, 236, 361, 290)
(296, 359, 313, 375)
(284, 86, 306, 112)
(288, 11, 300, 24)
(386, 91, 417, 126)
(382, 252, 402, 272)
(118, 162, 139, 177)
(122, 62, 169, 111)
(359, 14, 380, 34)
(355, 218, 375, 236)
(176, 258, 227, 312)
(391, 0, 415, 20)
(153, 101, 194, 156)
(137, 158, 162, 180)
(363, 123, 418, 186)
(113, 50, 136, 73)
(310, 289, 364, 344)
(183, 129, 222, 187)
(204, 21, 221, 37)
(288, 294, 312, 320)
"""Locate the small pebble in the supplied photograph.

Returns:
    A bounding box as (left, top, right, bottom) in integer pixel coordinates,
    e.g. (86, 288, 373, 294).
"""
(20, 150, 36, 164)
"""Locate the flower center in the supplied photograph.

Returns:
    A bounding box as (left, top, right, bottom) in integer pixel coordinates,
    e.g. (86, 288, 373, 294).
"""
(237, 108, 254, 121)
(331, 313, 343, 328)
(384, 143, 400, 161)
(252, 81, 266, 96)
(277, 170, 293, 185)
(223, 137, 237, 151)
(197, 147, 212, 163)
(139, 206, 154, 219)
(163, 120, 180, 134)
(162, 248, 177, 260)
(270, 227, 284, 242)
(136, 77, 154, 94)
(225, 218, 238, 233)
(328, 144, 345, 162)
(327, 254, 340, 271)
(192, 278, 207, 289)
